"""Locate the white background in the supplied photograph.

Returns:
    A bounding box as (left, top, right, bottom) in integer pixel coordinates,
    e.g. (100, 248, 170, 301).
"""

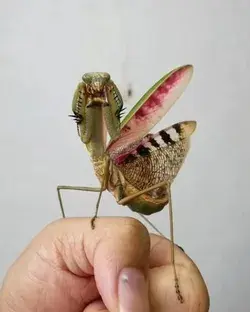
(1, 1, 250, 311)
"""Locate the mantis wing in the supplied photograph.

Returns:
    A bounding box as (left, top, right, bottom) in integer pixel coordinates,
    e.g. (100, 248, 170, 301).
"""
(106, 64, 193, 158)
(111, 121, 196, 215)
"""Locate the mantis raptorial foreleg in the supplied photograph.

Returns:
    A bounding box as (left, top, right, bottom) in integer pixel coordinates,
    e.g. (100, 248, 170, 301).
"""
(118, 181, 184, 303)
(57, 186, 101, 219)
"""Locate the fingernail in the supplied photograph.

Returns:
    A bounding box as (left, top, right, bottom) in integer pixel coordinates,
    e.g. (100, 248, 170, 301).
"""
(118, 267, 149, 312)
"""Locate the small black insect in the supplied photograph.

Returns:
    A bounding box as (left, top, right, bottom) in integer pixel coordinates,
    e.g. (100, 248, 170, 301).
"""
(127, 84, 133, 98)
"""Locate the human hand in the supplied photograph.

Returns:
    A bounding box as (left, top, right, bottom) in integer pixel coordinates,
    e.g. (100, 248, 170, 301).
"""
(0, 217, 209, 311)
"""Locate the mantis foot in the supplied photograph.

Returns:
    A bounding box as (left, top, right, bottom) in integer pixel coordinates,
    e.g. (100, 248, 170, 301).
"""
(91, 216, 97, 229)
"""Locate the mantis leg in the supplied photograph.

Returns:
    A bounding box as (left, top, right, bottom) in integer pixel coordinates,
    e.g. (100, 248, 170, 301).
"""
(57, 161, 110, 229)
(167, 186, 184, 303)
(118, 180, 170, 205)
(138, 213, 164, 236)
(138, 214, 184, 251)
(57, 185, 101, 221)
(118, 181, 184, 303)
(90, 158, 111, 229)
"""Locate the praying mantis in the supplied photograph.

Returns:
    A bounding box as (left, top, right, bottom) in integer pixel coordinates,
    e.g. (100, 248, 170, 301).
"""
(57, 64, 196, 303)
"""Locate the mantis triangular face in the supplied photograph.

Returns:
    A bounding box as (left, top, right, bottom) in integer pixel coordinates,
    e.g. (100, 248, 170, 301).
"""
(106, 65, 193, 158)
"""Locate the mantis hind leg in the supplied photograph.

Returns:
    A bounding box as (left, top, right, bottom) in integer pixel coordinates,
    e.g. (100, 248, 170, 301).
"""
(57, 185, 101, 228)
(117, 182, 184, 304)
(167, 186, 184, 303)
(138, 213, 164, 236)
(138, 214, 184, 251)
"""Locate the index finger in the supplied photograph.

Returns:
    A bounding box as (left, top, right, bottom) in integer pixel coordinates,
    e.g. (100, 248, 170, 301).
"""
(149, 234, 210, 311)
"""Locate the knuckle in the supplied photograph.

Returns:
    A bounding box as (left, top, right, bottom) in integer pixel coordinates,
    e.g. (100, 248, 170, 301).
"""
(121, 217, 149, 241)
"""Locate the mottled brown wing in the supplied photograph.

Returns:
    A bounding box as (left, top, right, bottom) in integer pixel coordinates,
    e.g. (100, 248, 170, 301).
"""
(115, 121, 196, 191)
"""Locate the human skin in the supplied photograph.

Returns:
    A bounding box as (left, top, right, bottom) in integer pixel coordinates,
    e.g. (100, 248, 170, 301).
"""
(0, 217, 209, 311)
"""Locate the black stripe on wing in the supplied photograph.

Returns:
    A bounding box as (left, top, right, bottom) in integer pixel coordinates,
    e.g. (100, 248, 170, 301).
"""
(150, 138, 160, 148)
(159, 130, 175, 145)
(121, 121, 196, 164)
(136, 145, 151, 156)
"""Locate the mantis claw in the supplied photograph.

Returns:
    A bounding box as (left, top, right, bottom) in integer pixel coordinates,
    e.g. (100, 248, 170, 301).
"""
(91, 216, 97, 229)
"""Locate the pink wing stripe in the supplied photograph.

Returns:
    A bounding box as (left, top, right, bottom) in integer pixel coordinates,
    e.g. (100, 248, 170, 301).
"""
(107, 65, 193, 156)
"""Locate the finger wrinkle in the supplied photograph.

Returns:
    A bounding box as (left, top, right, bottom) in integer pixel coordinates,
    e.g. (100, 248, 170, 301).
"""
(52, 230, 93, 277)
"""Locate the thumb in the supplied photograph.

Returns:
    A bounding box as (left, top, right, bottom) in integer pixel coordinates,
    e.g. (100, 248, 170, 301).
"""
(79, 217, 151, 311)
